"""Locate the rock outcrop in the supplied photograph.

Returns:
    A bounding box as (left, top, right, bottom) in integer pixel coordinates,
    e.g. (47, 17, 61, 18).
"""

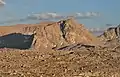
(98, 24, 120, 42)
(21, 18, 101, 50)
(57, 43, 96, 51)
(0, 18, 101, 50)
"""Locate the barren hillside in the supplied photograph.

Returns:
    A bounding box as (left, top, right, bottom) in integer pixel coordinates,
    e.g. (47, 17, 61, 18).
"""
(0, 19, 119, 77)
(0, 18, 101, 50)
(98, 24, 120, 41)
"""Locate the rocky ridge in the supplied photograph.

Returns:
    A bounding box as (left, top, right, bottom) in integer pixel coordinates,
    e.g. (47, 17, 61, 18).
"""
(0, 18, 101, 50)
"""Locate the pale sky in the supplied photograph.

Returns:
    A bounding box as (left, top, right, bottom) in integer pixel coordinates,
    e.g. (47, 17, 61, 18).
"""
(0, 0, 119, 30)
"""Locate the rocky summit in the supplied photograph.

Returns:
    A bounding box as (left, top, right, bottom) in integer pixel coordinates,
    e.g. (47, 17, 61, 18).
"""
(98, 24, 120, 48)
(98, 24, 120, 42)
(0, 18, 101, 50)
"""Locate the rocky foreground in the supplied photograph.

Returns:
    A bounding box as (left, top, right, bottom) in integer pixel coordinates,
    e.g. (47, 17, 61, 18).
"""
(0, 46, 120, 77)
(0, 18, 119, 77)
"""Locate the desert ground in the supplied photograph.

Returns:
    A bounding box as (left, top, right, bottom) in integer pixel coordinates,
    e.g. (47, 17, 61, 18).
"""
(0, 18, 119, 77)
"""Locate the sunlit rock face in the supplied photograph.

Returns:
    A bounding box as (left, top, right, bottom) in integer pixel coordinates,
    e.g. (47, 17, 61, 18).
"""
(98, 24, 120, 42)
(0, 18, 101, 50)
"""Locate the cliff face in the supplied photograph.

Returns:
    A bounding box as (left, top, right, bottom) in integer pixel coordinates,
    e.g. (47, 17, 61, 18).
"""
(0, 18, 101, 50)
(97, 25, 120, 48)
(98, 25, 120, 42)
(21, 18, 101, 50)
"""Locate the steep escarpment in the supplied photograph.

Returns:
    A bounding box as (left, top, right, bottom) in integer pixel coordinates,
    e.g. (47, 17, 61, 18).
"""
(97, 25, 120, 48)
(20, 18, 101, 50)
(98, 24, 120, 42)
(0, 18, 101, 50)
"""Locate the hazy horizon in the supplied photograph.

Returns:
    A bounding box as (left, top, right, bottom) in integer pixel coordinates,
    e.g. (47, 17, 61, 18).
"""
(0, 0, 119, 31)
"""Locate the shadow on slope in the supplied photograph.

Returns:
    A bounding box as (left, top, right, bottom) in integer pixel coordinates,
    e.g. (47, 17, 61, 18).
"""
(0, 33, 35, 49)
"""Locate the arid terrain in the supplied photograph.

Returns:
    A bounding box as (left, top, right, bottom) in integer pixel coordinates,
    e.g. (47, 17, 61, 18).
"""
(0, 18, 120, 77)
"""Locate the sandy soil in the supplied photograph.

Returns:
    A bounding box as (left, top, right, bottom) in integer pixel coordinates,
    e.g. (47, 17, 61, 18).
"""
(0, 47, 119, 77)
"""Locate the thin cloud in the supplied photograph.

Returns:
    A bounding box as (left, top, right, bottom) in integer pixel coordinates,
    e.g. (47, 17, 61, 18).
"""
(27, 12, 63, 20)
(75, 12, 100, 19)
(0, 0, 6, 5)
(0, 12, 100, 24)
(27, 12, 100, 20)
(89, 28, 105, 32)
